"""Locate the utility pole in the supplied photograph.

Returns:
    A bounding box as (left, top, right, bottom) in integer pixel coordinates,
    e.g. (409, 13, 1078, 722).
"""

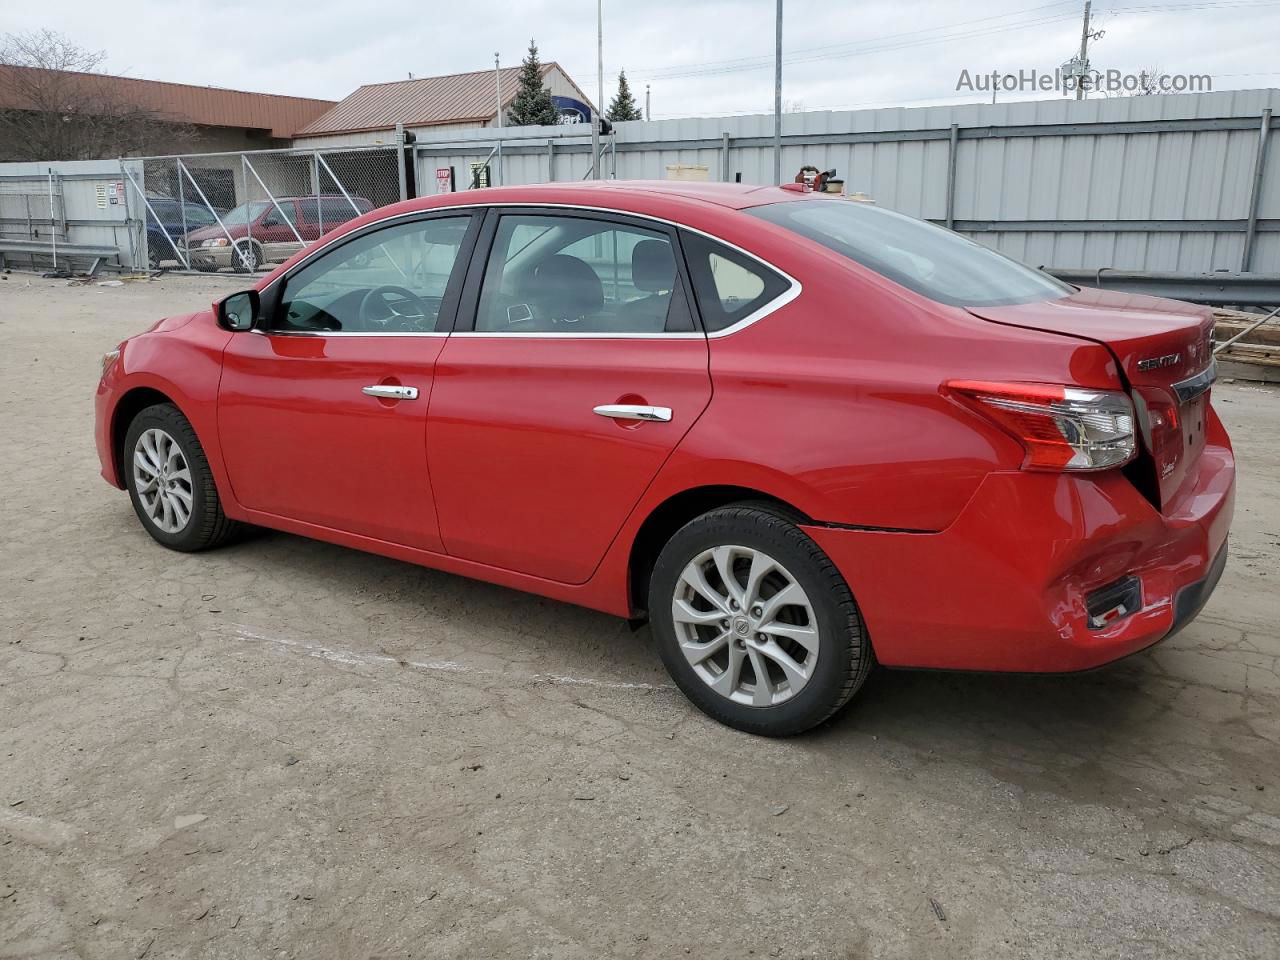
(494, 53, 502, 128)
(645, 83, 651, 121)
(773, 0, 783, 184)
(592, 0, 603, 179)
(494, 52, 503, 186)
(1075, 0, 1092, 101)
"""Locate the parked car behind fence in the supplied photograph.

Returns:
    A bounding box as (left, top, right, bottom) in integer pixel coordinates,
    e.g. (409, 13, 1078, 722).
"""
(182, 195, 375, 273)
(144, 199, 222, 268)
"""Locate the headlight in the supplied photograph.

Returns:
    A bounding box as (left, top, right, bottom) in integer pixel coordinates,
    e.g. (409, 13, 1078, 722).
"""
(202, 238, 229, 248)
(101, 349, 120, 377)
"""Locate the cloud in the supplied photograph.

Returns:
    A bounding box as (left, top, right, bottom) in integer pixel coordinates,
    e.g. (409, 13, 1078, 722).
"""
(5, 0, 1278, 116)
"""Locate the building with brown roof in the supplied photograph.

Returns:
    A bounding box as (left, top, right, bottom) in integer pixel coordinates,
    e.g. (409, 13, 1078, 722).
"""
(0, 64, 336, 161)
(292, 63, 594, 146)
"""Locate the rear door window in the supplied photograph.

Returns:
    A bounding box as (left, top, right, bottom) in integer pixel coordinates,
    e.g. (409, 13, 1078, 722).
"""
(473, 213, 695, 334)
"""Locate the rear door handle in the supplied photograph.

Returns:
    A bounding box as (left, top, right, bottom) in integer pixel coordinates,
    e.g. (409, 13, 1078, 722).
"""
(362, 384, 419, 400)
(593, 404, 672, 422)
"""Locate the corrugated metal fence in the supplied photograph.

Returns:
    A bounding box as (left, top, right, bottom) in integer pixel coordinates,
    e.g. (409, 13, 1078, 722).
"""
(1, 88, 1277, 279)
(0, 159, 144, 271)
(413, 88, 1280, 275)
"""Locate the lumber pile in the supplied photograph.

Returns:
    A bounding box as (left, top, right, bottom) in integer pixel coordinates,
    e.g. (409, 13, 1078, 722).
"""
(1214, 308, 1280, 383)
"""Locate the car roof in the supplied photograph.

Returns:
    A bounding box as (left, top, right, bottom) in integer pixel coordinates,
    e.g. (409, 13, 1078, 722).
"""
(404, 180, 806, 214)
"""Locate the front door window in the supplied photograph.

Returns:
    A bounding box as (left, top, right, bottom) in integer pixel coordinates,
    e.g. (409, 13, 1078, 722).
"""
(275, 216, 475, 334)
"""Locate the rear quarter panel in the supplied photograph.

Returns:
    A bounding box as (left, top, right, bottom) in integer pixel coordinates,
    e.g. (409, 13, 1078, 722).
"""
(660, 213, 1125, 531)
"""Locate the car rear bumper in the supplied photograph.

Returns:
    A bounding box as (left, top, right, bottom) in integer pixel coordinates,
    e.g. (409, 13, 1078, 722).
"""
(803, 419, 1235, 673)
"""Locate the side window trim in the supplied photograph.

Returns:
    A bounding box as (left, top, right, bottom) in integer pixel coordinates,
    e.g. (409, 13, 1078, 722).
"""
(452, 205, 704, 337)
(256, 210, 482, 336)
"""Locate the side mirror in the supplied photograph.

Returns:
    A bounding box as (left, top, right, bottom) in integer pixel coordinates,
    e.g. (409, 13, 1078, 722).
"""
(217, 290, 259, 331)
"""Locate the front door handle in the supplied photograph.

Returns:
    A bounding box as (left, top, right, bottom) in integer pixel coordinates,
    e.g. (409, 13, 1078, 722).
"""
(362, 384, 419, 400)
(593, 403, 672, 422)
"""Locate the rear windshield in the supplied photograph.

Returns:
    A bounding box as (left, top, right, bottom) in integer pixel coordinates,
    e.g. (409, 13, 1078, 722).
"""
(746, 199, 1072, 307)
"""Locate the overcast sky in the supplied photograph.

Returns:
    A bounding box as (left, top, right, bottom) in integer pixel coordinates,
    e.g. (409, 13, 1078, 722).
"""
(7, 0, 1280, 117)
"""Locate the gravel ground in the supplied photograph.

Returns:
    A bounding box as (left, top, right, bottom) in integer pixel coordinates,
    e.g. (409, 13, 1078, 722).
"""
(2, 272, 1279, 960)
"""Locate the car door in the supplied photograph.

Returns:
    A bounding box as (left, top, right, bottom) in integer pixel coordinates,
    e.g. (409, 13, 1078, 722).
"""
(427, 208, 713, 584)
(217, 211, 480, 550)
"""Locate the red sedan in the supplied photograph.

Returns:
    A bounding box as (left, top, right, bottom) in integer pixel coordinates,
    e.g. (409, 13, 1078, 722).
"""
(95, 181, 1234, 736)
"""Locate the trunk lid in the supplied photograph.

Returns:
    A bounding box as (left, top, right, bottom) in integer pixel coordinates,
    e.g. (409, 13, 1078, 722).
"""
(968, 286, 1216, 511)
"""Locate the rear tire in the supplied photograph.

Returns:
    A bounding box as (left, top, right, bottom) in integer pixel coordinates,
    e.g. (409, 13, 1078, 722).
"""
(123, 403, 244, 552)
(649, 504, 872, 736)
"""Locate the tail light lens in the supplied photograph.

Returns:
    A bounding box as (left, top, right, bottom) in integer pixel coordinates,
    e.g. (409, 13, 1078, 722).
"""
(947, 380, 1136, 471)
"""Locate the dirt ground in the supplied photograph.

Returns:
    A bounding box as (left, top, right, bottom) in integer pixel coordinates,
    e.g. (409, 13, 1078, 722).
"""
(2, 272, 1279, 960)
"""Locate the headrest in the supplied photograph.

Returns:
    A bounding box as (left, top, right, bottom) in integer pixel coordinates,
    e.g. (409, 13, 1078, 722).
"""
(632, 239, 675, 293)
(529, 255, 603, 319)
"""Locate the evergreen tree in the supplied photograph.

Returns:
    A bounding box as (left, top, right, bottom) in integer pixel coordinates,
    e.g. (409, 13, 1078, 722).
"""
(606, 70, 643, 122)
(506, 40, 560, 126)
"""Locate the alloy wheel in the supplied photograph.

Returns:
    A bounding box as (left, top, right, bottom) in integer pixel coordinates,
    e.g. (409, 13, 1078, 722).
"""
(234, 242, 258, 271)
(670, 544, 820, 707)
(132, 428, 194, 533)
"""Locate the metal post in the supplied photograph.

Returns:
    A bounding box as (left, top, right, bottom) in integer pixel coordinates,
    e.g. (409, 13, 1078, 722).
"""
(547, 139, 556, 182)
(178, 161, 187, 255)
(47, 169, 57, 270)
(645, 84, 650, 121)
(1242, 108, 1273, 272)
(395, 123, 409, 202)
(610, 131, 617, 179)
(593, 0, 603, 180)
(773, 0, 783, 184)
(311, 152, 321, 232)
(120, 162, 189, 270)
(242, 156, 252, 256)
(494, 53, 503, 187)
(721, 132, 732, 182)
(1076, 1, 1092, 101)
(945, 122, 960, 229)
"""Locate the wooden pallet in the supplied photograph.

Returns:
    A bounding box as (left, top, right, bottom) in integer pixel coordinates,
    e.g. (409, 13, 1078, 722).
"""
(1213, 309, 1280, 382)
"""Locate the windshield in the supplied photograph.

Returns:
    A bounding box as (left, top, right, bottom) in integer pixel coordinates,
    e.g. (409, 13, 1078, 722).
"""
(747, 199, 1071, 307)
(220, 201, 272, 226)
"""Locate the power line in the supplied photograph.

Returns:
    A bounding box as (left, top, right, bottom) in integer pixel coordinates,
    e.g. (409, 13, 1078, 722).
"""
(633, 0, 1079, 78)
(599, 0, 1280, 84)
(630, 3, 1082, 81)
(628, 12, 1083, 82)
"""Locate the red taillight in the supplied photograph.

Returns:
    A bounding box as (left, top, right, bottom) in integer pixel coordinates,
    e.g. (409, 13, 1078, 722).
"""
(946, 380, 1137, 472)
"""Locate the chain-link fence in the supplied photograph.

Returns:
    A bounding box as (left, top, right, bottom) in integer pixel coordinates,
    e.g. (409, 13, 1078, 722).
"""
(122, 145, 403, 272)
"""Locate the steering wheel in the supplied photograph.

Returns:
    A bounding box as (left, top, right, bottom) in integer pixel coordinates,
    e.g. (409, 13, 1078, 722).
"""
(358, 285, 431, 331)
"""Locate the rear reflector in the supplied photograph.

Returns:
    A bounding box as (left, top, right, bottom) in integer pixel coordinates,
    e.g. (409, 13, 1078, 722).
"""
(1085, 576, 1143, 630)
(946, 381, 1136, 471)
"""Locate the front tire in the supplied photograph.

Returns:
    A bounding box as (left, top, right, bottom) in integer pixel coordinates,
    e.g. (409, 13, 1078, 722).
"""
(231, 240, 261, 273)
(649, 504, 872, 736)
(123, 404, 243, 551)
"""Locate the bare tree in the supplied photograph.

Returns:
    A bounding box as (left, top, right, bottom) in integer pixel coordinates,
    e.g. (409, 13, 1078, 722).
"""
(0, 30, 197, 161)
(1133, 65, 1164, 96)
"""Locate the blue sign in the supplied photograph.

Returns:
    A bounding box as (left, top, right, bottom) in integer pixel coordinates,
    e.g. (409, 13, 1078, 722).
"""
(551, 95, 593, 125)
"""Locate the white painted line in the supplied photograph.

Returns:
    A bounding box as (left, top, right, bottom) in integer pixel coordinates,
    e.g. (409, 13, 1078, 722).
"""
(224, 625, 674, 693)
(0, 807, 82, 849)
